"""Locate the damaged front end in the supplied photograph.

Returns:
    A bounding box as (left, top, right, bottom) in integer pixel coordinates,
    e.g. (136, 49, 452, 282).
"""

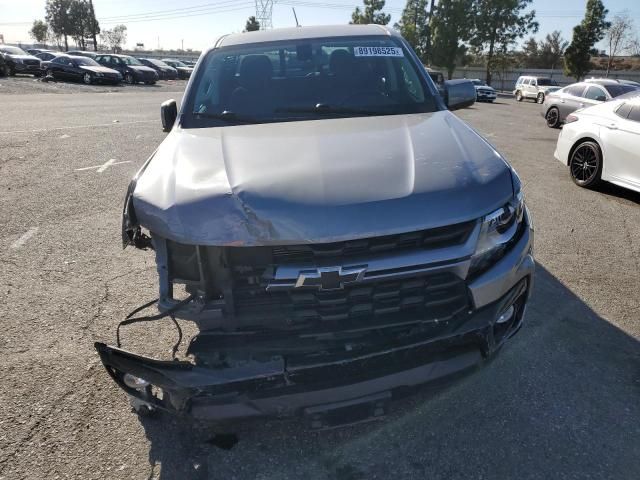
(99, 194, 534, 425)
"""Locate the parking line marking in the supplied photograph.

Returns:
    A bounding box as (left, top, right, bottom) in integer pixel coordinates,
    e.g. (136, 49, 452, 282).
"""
(0, 119, 156, 135)
(75, 159, 131, 172)
(11, 228, 39, 249)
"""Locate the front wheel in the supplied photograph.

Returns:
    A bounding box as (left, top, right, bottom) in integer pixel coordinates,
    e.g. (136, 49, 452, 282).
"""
(537, 92, 545, 104)
(83, 73, 92, 85)
(124, 73, 134, 84)
(515, 90, 523, 102)
(569, 141, 602, 188)
(546, 107, 561, 128)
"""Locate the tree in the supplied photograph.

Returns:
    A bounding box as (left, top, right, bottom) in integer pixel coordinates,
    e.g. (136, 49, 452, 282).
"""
(245, 16, 260, 32)
(394, 0, 429, 61)
(539, 30, 568, 70)
(629, 37, 640, 57)
(350, 0, 391, 25)
(520, 36, 539, 68)
(46, 0, 73, 51)
(101, 24, 127, 53)
(430, 0, 474, 78)
(69, 0, 90, 49)
(469, 0, 539, 86)
(493, 41, 518, 90)
(564, 0, 609, 80)
(30, 20, 49, 45)
(87, 0, 99, 51)
(605, 13, 633, 76)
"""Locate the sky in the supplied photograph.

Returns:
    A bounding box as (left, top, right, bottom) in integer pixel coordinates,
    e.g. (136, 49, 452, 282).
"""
(1, 0, 638, 51)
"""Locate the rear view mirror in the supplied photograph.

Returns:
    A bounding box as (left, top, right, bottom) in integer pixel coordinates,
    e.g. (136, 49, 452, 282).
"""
(443, 79, 476, 110)
(161, 99, 177, 132)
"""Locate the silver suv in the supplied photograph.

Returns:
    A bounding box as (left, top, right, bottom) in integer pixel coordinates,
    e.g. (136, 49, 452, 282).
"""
(96, 25, 534, 426)
(514, 75, 561, 104)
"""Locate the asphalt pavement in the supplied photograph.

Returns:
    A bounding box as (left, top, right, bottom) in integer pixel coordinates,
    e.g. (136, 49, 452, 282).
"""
(0, 79, 638, 480)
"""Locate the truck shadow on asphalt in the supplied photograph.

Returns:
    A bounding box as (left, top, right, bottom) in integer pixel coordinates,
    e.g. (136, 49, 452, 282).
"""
(593, 182, 640, 205)
(138, 265, 639, 480)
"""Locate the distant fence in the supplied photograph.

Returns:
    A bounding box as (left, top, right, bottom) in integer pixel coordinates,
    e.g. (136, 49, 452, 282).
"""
(446, 67, 640, 91)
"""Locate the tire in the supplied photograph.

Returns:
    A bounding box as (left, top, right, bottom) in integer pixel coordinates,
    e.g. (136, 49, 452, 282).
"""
(83, 73, 92, 85)
(545, 107, 561, 128)
(1, 65, 10, 76)
(537, 92, 545, 104)
(515, 90, 523, 102)
(124, 73, 134, 84)
(9, 66, 15, 76)
(569, 140, 602, 188)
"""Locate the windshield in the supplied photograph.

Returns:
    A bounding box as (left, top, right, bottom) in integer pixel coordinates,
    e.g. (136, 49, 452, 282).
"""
(605, 84, 638, 98)
(73, 57, 100, 66)
(121, 56, 142, 65)
(150, 59, 168, 67)
(1, 46, 28, 56)
(537, 78, 558, 86)
(186, 36, 437, 128)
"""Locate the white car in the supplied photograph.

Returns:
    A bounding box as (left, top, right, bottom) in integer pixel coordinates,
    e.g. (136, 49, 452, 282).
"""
(554, 94, 640, 192)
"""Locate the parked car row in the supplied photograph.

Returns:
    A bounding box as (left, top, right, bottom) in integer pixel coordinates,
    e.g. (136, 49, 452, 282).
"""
(0, 46, 195, 85)
(554, 91, 640, 193)
(541, 78, 639, 128)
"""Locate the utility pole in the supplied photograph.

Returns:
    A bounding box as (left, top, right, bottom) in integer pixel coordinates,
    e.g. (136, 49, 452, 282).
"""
(181, 39, 184, 51)
(255, 0, 274, 30)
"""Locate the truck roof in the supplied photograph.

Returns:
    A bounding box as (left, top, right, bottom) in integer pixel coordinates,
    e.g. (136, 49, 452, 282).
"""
(216, 24, 398, 48)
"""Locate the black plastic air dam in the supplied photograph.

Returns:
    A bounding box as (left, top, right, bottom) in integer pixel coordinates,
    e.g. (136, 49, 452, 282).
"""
(95, 279, 529, 421)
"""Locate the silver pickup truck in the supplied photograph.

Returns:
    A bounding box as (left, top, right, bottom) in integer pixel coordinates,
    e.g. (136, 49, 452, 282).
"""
(96, 25, 534, 427)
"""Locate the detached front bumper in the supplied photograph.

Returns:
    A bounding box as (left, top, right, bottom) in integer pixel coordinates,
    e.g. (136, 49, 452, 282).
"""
(95, 223, 534, 424)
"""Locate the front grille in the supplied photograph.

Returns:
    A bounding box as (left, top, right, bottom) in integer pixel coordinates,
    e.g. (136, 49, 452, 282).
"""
(231, 267, 469, 325)
(268, 221, 475, 265)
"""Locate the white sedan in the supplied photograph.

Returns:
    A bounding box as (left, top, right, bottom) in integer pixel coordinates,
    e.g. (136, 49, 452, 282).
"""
(554, 94, 640, 192)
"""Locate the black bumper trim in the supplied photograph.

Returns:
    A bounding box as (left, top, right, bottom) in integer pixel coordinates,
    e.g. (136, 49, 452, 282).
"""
(95, 278, 530, 420)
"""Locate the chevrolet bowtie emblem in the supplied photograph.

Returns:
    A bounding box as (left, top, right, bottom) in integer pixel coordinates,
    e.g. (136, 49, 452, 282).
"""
(295, 266, 367, 291)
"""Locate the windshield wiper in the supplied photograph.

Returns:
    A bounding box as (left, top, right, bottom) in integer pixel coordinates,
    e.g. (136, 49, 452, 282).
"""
(193, 110, 264, 124)
(276, 104, 391, 116)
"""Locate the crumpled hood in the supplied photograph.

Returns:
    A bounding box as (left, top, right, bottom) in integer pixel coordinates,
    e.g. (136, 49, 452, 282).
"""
(133, 111, 514, 245)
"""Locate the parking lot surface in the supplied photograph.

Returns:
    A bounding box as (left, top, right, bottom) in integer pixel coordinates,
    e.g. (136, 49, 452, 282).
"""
(0, 81, 638, 479)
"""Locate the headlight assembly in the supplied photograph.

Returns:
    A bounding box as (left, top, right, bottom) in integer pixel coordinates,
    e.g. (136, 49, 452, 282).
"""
(470, 191, 525, 276)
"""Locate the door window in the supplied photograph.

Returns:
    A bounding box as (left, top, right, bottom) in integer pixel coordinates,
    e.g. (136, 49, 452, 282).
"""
(627, 106, 640, 123)
(584, 86, 607, 101)
(615, 102, 632, 119)
(565, 85, 586, 97)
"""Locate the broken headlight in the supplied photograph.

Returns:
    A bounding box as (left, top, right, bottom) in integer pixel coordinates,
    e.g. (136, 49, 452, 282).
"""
(469, 190, 525, 276)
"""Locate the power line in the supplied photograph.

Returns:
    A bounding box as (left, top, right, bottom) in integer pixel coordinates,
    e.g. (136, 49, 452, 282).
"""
(100, 3, 255, 25)
(99, 0, 246, 21)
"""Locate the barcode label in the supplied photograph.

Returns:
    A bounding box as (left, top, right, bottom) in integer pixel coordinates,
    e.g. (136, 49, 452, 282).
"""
(353, 46, 404, 57)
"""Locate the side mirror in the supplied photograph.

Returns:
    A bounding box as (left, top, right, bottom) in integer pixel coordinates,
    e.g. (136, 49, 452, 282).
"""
(443, 79, 476, 110)
(596, 95, 606, 102)
(161, 99, 177, 132)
